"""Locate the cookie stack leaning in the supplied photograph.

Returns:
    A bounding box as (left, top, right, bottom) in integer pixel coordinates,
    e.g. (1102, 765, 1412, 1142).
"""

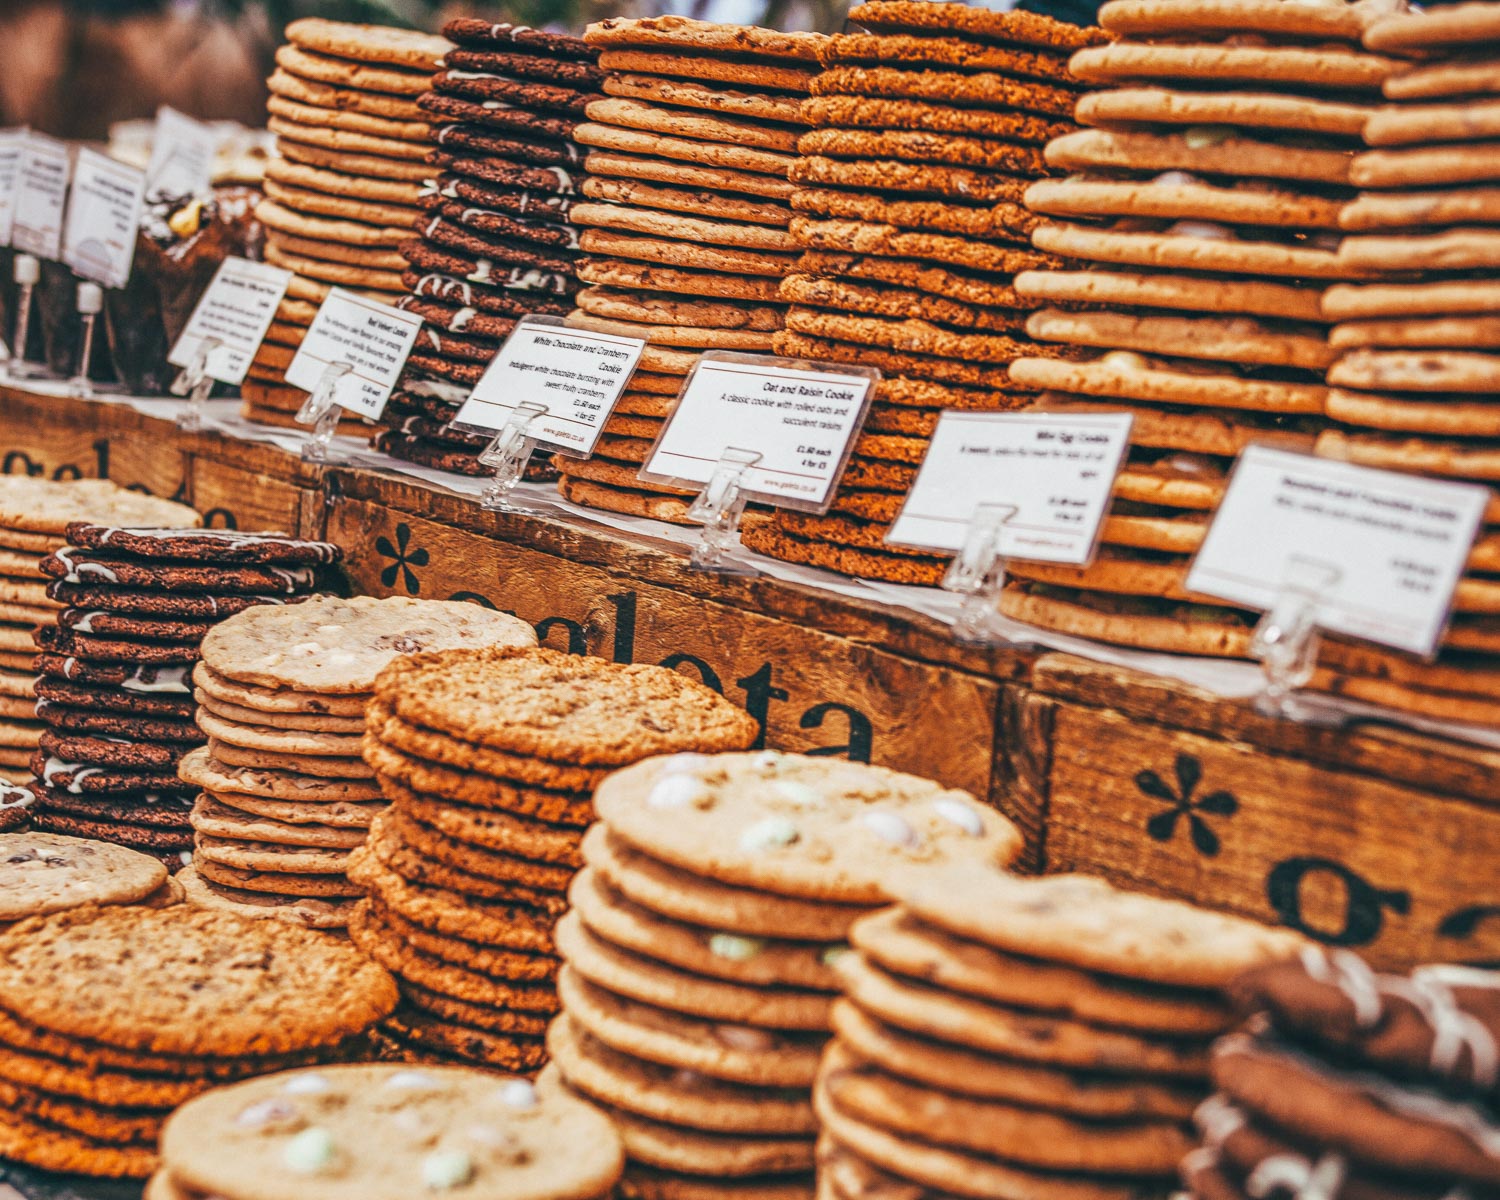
(1183, 948, 1500, 1199)
(548, 751, 1024, 1199)
(154, 1066, 624, 1200)
(1003, 0, 1399, 655)
(1307, 2, 1500, 727)
(740, 2, 1098, 582)
(0, 480, 197, 776)
(377, 20, 602, 478)
(0, 904, 396, 1178)
(32, 526, 332, 868)
(551, 16, 825, 524)
(351, 645, 760, 1075)
(0, 829, 183, 932)
(180, 594, 537, 929)
(817, 869, 1306, 1200)
(246, 17, 451, 432)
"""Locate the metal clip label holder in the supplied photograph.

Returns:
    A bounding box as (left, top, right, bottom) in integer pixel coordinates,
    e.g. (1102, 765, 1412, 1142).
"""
(1249, 554, 1344, 722)
(943, 502, 1017, 645)
(685, 447, 762, 574)
(171, 335, 222, 431)
(296, 361, 353, 463)
(4, 254, 43, 381)
(478, 401, 549, 513)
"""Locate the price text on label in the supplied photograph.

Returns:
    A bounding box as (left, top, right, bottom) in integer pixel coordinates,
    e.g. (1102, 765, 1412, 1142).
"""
(284, 287, 423, 420)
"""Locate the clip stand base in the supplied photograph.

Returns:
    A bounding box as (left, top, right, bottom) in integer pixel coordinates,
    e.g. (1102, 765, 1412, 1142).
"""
(685, 448, 761, 576)
(1249, 556, 1347, 728)
(173, 337, 222, 431)
(477, 402, 549, 514)
(296, 363, 354, 464)
(941, 502, 1016, 647)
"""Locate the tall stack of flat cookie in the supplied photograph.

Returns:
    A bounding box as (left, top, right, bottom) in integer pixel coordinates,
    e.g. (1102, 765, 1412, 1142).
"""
(818, 869, 1305, 1200)
(740, 2, 1097, 579)
(1306, 3, 1500, 725)
(552, 16, 824, 523)
(547, 751, 1023, 1199)
(377, 20, 601, 478)
(1183, 948, 1500, 1199)
(350, 645, 760, 1075)
(1002, 0, 1397, 652)
(179, 594, 536, 929)
(245, 18, 450, 433)
(32, 527, 330, 868)
(0, 905, 396, 1178)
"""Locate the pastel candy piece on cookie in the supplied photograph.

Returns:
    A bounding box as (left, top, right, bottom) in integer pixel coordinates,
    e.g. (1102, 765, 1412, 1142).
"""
(1075, 87, 1373, 137)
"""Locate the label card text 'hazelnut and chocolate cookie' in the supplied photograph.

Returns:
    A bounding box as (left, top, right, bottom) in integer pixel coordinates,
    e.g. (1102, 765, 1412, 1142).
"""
(62, 147, 147, 290)
(10, 132, 70, 261)
(638, 354, 877, 513)
(285, 288, 424, 420)
(1186, 446, 1487, 659)
(887, 411, 1133, 564)
(451, 317, 646, 458)
(169, 257, 294, 386)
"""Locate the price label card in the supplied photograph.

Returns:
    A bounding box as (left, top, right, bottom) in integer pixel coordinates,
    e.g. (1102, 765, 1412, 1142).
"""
(284, 287, 423, 420)
(1185, 445, 1488, 658)
(168, 257, 294, 386)
(886, 411, 1134, 563)
(0, 129, 26, 247)
(451, 317, 645, 457)
(62, 148, 146, 288)
(145, 107, 216, 200)
(638, 353, 876, 513)
(11, 133, 70, 260)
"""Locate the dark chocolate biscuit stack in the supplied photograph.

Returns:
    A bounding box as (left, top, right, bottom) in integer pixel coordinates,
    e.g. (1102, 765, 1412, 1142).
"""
(1306, 3, 1500, 728)
(818, 869, 1304, 1200)
(376, 20, 600, 477)
(739, 2, 1097, 581)
(348, 645, 758, 1074)
(1184, 948, 1500, 1200)
(550, 16, 825, 524)
(1003, 0, 1399, 655)
(30, 527, 337, 869)
(247, 18, 451, 434)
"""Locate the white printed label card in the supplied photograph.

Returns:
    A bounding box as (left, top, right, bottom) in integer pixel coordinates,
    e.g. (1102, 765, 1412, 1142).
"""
(62, 148, 147, 289)
(10, 133, 70, 260)
(145, 106, 217, 200)
(283, 288, 423, 421)
(168, 257, 294, 386)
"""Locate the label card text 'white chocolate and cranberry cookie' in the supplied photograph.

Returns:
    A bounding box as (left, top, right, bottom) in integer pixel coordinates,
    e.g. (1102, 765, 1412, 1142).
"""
(285, 288, 423, 420)
(638, 354, 876, 513)
(1186, 445, 1487, 658)
(62, 148, 146, 289)
(168, 257, 294, 386)
(10, 133, 70, 260)
(451, 317, 645, 457)
(887, 410, 1133, 563)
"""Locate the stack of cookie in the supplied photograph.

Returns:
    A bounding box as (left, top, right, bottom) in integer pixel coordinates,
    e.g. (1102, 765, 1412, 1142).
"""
(740, 2, 1097, 578)
(0, 830, 182, 931)
(245, 18, 450, 432)
(818, 869, 1305, 1200)
(1002, 0, 1398, 652)
(377, 20, 602, 478)
(0, 905, 396, 1178)
(1183, 948, 1500, 1199)
(32, 526, 332, 868)
(179, 594, 536, 928)
(547, 751, 1023, 1197)
(1306, 4, 1500, 725)
(0, 480, 196, 775)
(154, 1066, 624, 1200)
(350, 645, 760, 1074)
(548, 16, 824, 523)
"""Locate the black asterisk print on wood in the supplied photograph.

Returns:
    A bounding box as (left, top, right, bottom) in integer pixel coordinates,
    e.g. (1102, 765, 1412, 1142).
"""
(1138, 753, 1238, 857)
(375, 523, 429, 595)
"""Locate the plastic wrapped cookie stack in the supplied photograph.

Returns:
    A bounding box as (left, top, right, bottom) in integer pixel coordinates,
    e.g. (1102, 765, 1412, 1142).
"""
(246, 18, 450, 433)
(551, 16, 824, 524)
(741, 2, 1098, 582)
(1307, 2, 1500, 727)
(351, 646, 759, 1073)
(0, 905, 396, 1179)
(178, 595, 536, 929)
(376, 20, 603, 478)
(1182, 948, 1500, 1199)
(31, 528, 331, 869)
(1003, 0, 1398, 653)
(817, 870, 1305, 1200)
(546, 751, 1023, 1199)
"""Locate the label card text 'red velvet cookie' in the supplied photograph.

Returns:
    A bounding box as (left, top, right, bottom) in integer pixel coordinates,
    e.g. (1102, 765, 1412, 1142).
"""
(1186, 446, 1488, 658)
(10, 132, 70, 261)
(451, 317, 645, 457)
(887, 411, 1134, 563)
(639, 354, 876, 513)
(169, 257, 294, 386)
(285, 288, 423, 420)
(62, 148, 146, 289)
